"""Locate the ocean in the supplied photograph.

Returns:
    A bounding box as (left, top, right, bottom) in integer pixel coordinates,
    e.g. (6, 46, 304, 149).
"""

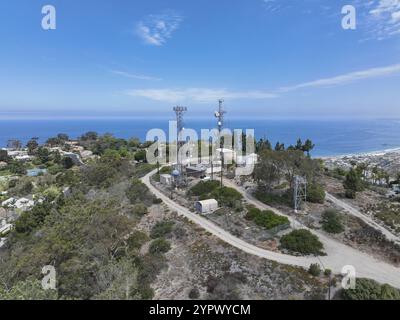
(0, 118, 399, 157)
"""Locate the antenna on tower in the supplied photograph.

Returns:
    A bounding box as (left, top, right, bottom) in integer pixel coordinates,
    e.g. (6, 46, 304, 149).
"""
(294, 175, 307, 213)
(215, 99, 226, 187)
(173, 106, 187, 188)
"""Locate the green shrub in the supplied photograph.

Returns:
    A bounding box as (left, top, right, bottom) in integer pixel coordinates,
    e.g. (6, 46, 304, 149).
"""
(321, 209, 344, 234)
(134, 150, 147, 162)
(159, 166, 172, 174)
(150, 221, 175, 239)
(280, 229, 324, 255)
(210, 187, 243, 208)
(126, 179, 155, 206)
(341, 278, 400, 300)
(324, 269, 332, 276)
(132, 203, 148, 216)
(254, 190, 292, 206)
(308, 263, 321, 276)
(188, 287, 200, 299)
(149, 238, 171, 254)
(127, 231, 149, 253)
(246, 207, 290, 230)
(307, 184, 326, 204)
(81, 162, 118, 188)
(189, 180, 219, 197)
(345, 189, 356, 199)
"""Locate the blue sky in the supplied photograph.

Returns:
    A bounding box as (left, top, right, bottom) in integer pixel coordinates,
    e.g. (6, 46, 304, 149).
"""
(0, 0, 399, 119)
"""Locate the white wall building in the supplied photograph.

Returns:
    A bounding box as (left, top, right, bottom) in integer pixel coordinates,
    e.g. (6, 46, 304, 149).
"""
(160, 174, 172, 185)
(195, 199, 218, 214)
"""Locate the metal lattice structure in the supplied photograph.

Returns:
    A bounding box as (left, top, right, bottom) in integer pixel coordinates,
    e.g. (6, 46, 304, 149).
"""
(173, 106, 187, 187)
(293, 175, 307, 213)
(214, 99, 226, 187)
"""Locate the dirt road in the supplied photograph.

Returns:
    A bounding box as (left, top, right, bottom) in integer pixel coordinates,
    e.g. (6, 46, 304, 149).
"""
(142, 170, 400, 288)
(325, 192, 400, 244)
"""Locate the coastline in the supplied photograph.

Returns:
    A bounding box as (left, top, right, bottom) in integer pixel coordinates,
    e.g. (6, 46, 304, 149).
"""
(320, 147, 400, 176)
(318, 147, 400, 160)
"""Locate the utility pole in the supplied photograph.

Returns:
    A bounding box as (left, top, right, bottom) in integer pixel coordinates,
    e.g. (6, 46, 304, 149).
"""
(215, 99, 226, 188)
(209, 136, 214, 180)
(316, 256, 332, 301)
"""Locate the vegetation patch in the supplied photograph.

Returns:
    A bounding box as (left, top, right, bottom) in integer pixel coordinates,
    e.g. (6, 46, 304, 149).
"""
(340, 278, 400, 300)
(280, 229, 325, 256)
(245, 207, 290, 231)
(188, 180, 220, 197)
(150, 221, 175, 239)
(321, 209, 344, 234)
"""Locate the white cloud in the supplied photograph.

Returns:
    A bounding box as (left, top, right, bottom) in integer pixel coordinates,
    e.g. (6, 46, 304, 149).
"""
(364, 0, 400, 40)
(126, 88, 277, 103)
(279, 63, 400, 92)
(125, 63, 400, 103)
(110, 70, 162, 81)
(135, 11, 183, 46)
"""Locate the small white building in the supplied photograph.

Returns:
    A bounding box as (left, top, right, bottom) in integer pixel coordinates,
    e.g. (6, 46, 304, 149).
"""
(0, 220, 12, 235)
(15, 198, 34, 211)
(80, 150, 94, 160)
(236, 153, 258, 166)
(160, 174, 172, 185)
(195, 199, 218, 214)
(0, 237, 7, 249)
(216, 148, 236, 164)
(2, 197, 34, 211)
(1, 197, 16, 208)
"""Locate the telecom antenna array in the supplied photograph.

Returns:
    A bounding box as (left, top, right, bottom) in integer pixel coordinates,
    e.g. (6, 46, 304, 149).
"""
(173, 106, 187, 186)
(214, 99, 226, 187)
(293, 175, 307, 213)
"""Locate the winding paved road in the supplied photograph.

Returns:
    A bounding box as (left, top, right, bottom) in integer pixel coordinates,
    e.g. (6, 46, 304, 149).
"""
(142, 170, 400, 288)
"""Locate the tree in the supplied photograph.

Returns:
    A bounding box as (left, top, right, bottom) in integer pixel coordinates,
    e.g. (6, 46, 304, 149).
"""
(256, 138, 272, 153)
(302, 139, 315, 157)
(0, 149, 9, 162)
(80, 131, 98, 141)
(37, 147, 50, 164)
(134, 150, 147, 162)
(57, 133, 69, 142)
(321, 209, 344, 234)
(343, 168, 364, 199)
(61, 156, 74, 169)
(7, 139, 22, 150)
(295, 138, 303, 151)
(26, 137, 39, 155)
(274, 142, 285, 151)
(307, 183, 326, 204)
(253, 150, 283, 191)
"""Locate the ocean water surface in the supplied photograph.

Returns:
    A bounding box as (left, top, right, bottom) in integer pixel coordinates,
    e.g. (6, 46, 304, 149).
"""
(0, 118, 399, 157)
